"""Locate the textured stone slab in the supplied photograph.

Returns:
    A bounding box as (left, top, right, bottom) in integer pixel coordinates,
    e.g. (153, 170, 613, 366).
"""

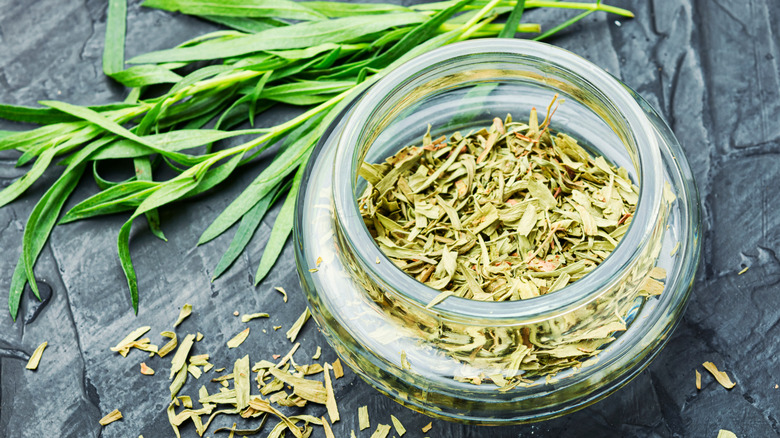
(2, 0, 779, 437)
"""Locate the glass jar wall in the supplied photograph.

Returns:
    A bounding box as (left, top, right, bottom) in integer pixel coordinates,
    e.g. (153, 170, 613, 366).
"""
(294, 39, 701, 424)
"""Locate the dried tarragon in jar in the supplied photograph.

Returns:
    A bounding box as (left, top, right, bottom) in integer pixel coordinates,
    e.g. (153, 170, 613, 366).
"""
(354, 98, 669, 385)
(358, 98, 638, 305)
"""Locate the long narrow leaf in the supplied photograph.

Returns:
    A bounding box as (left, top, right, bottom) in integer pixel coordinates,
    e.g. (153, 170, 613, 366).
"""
(212, 182, 284, 280)
(103, 0, 127, 75)
(498, 0, 526, 38)
(533, 10, 593, 41)
(253, 161, 307, 285)
(42, 101, 211, 166)
(110, 65, 183, 87)
(133, 157, 166, 240)
(16, 164, 86, 308)
(200, 15, 288, 33)
(142, 0, 326, 21)
(0, 147, 56, 208)
(0, 103, 133, 125)
(128, 13, 427, 64)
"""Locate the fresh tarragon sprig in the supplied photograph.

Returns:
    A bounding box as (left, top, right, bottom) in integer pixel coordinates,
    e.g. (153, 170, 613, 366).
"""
(0, 0, 633, 318)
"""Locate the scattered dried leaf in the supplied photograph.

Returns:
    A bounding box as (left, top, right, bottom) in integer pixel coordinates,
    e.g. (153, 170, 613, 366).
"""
(312, 346, 322, 360)
(322, 417, 336, 438)
(422, 422, 432, 433)
(370, 424, 392, 438)
(324, 363, 340, 423)
(358, 406, 370, 431)
(390, 415, 406, 436)
(158, 331, 178, 357)
(695, 369, 701, 390)
(26, 341, 47, 370)
(703, 361, 736, 389)
(99, 409, 123, 426)
(174, 303, 192, 328)
(111, 326, 151, 357)
(332, 358, 344, 379)
(140, 362, 155, 375)
(717, 430, 738, 438)
(286, 308, 311, 343)
(227, 328, 250, 349)
(274, 287, 288, 302)
(242, 312, 270, 323)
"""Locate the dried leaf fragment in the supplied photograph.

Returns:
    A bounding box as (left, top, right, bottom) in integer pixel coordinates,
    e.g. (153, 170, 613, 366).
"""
(275, 287, 288, 302)
(99, 409, 123, 426)
(370, 424, 392, 438)
(286, 308, 311, 342)
(26, 341, 47, 370)
(717, 430, 738, 438)
(111, 326, 151, 356)
(234, 355, 250, 410)
(174, 303, 192, 328)
(358, 406, 370, 430)
(422, 422, 432, 433)
(332, 358, 344, 379)
(140, 362, 155, 375)
(695, 369, 701, 390)
(158, 331, 178, 357)
(738, 266, 749, 275)
(227, 328, 250, 349)
(324, 363, 340, 423)
(390, 415, 406, 436)
(703, 361, 736, 389)
(242, 312, 270, 323)
(170, 334, 196, 378)
(312, 346, 322, 360)
(322, 417, 336, 438)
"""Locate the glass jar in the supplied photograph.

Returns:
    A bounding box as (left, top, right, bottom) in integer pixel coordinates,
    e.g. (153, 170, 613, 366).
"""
(293, 39, 701, 424)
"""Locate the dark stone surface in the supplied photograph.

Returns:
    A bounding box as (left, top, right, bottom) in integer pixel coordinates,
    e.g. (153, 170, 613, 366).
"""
(1, 0, 779, 437)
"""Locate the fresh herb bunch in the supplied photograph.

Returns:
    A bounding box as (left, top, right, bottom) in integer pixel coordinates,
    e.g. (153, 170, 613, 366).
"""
(0, 0, 633, 318)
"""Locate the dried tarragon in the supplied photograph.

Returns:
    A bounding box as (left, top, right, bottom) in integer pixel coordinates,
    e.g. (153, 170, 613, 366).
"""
(26, 341, 47, 370)
(347, 99, 674, 387)
(358, 103, 639, 305)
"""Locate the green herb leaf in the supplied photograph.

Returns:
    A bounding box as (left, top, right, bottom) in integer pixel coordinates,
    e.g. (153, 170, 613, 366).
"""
(13, 164, 87, 311)
(103, 0, 127, 76)
(498, 0, 526, 38)
(142, 0, 326, 21)
(128, 13, 427, 64)
(253, 160, 307, 285)
(110, 64, 183, 87)
(212, 183, 284, 280)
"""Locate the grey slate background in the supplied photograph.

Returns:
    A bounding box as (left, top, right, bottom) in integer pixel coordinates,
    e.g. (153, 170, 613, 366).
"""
(1, 0, 779, 436)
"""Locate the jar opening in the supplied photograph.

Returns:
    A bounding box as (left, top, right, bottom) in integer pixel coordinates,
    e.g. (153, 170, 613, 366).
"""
(332, 39, 663, 322)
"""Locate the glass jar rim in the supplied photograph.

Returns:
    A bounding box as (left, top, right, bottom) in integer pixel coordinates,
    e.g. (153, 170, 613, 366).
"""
(332, 39, 664, 322)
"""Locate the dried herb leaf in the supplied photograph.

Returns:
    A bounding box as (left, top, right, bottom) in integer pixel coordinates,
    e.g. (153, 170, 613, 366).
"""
(370, 424, 392, 438)
(227, 328, 250, 349)
(99, 409, 123, 426)
(422, 422, 432, 433)
(312, 346, 322, 360)
(717, 431, 738, 438)
(390, 415, 406, 436)
(322, 417, 336, 438)
(140, 362, 155, 375)
(695, 369, 701, 390)
(234, 355, 251, 410)
(111, 326, 151, 356)
(332, 358, 344, 379)
(703, 361, 736, 389)
(358, 406, 370, 430)
(323, 363, 340, 423)
(174, 303, 192, 327)
(286, 308, 311, 342)
(267, 367, 327, 404)
(170, 334, 196, 378)
(242, 312, 270, 323)
(274, 287, 288, 302)
(25, 341, 47, 370)
(158, 331, 178, 357)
